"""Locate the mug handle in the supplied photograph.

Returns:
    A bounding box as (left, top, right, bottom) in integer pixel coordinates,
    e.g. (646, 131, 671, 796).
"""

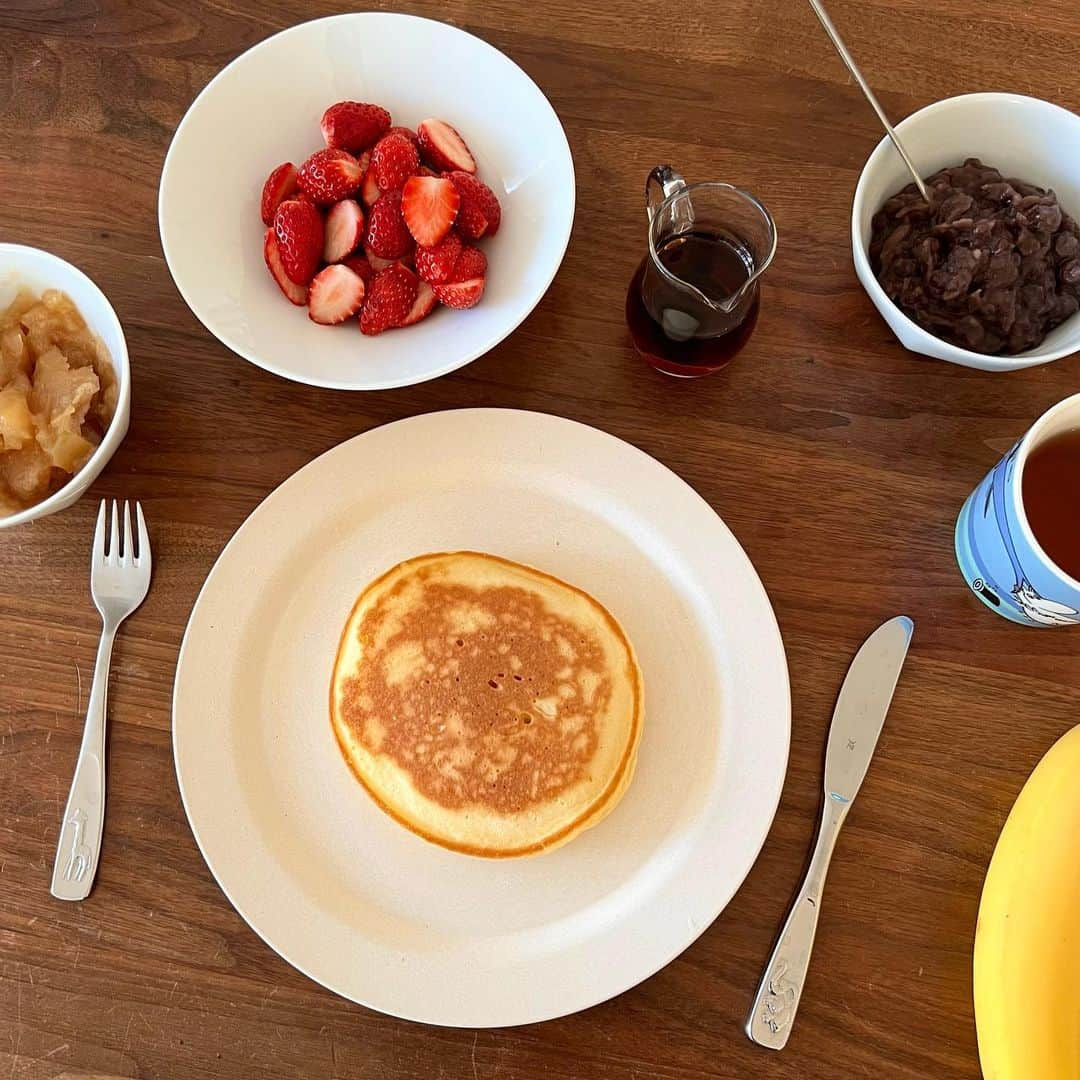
(645, 165, 687, 222)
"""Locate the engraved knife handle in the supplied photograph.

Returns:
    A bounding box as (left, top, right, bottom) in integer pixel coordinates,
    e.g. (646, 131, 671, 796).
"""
(746, 795, 849, 1049)
(50, 621, 115, 901)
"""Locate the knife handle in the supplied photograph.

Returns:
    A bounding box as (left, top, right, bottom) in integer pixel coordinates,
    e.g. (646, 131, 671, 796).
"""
(745, 795, 849, 1049)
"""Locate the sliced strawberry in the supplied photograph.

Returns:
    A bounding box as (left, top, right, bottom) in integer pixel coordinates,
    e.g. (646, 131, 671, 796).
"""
(414, 231, 463, 284)
(364, 189, 414, 259)
(260, 162, 298, 226)
(297, 148, 363, 204)
(342, 253, 375, 285)
(360, 165, 382, 208)
(387, 125, 421, 148)
(449, 244, 487, 282)
(362, 243, 397, 272)
(273, 199, 324, 284)
(433, 276, 485, 309)
(370, 133, 420, 192)
(401, 175, 459, 248)
(397, 280, 437, 327)
(417, 119, 476, 174)
(263, 228, 308, 305)
(359, 264, 418, 335)
(308, 264, 366, 325)
(320, 102, 391, 152)
(323, 199, 365, 263)
(447, 171, 501, 239)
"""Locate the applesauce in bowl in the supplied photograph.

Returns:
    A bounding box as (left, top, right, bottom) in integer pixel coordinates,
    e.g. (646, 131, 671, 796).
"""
(0, 244, 130, 529)
(0, 289, 118, 515)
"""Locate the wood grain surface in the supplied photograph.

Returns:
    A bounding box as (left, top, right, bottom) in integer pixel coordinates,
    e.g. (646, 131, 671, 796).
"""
(2, 1, 1078, 1077)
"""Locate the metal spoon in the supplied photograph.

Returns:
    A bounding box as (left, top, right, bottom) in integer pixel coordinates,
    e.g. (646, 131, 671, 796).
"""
(808, 0, 930, 201)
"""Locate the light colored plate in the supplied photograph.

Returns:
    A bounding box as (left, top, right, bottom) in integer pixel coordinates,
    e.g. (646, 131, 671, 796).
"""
(173, 409, 790, 1026)
(158, 14, 575, 390)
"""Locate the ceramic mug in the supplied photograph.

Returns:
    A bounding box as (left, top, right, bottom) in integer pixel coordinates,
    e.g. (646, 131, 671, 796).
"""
(955, 393, 1080, 626)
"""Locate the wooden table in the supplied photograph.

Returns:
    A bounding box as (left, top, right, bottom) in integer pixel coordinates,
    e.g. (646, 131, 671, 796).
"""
(2, 1, 1077, 1076)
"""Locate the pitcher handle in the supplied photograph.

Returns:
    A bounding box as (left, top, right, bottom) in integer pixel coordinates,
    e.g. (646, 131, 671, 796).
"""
(645, 165, 687, 221)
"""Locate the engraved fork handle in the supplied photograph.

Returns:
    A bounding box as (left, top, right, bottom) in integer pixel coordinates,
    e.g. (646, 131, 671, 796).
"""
(746, 795, 849, 1049)
(50, 620, 116, 901)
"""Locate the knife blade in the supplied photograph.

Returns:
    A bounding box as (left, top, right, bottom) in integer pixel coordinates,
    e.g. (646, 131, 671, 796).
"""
(745, 615, 914, 1050)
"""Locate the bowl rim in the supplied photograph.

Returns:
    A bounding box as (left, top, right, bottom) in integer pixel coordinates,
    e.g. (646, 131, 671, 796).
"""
(157, 11, 577, 392)
(0, 242, 131, 529)
(851, 91, 1080, 372)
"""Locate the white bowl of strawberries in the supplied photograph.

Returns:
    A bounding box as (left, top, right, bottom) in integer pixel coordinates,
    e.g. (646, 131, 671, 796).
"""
(158, 13, 575, 390)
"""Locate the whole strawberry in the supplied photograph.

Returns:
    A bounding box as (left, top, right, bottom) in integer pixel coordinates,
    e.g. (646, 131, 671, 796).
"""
(360, 264, 419, 335)
(273, 198, 324, 284)
(447, 171, 501, 239)
(320, 101, 391, 152)
(297, 149, 364, 204)
(364, 189, 414, 259)
(370, 133, 420, 192)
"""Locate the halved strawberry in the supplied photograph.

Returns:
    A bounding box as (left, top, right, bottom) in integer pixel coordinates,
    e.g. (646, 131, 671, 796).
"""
(364, 189, 414, 259)
(263, 228, 308, 305)
(360, 264, 418, 335)
(397, 280, 437, 326)
(323, 199, 365, 263)
(449, 244, 487, 282)
(308, 264, 366, 324)
(297, 148, 364, 204)
(362, 243, 396, 272)
(433, 276, 485, 309)
(401, 175, 459, 247)
(260, 162, 298, 226)
(417, 119, 476, 174)
(447, 171, 501, 239)
(320, 102, 391, 152)
(274, 199, 324, 284)
(414, 231, 463, 284)
(342, 253, 376, 285)
(360, 165, 381, 208)
(370, 133, 420, 192)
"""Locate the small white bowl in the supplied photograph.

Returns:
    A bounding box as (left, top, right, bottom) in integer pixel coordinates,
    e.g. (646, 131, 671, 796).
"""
(0, 243, 131, 530)
(159, 13, 576, 391)
(852, 92, 1080, 372)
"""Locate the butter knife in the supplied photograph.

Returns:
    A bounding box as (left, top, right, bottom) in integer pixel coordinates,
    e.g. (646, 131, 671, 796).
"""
(746, 615, 914, 1049)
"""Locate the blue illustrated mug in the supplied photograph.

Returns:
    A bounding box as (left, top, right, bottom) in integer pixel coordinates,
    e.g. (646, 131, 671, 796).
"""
(956, 393, 1080, 627)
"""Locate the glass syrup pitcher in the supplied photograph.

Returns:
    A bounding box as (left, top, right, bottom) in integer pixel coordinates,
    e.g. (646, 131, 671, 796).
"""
(626, 166, 777, 377)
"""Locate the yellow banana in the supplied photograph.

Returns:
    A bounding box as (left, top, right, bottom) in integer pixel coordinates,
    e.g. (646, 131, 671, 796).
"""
(974, 724, 1080, 1080)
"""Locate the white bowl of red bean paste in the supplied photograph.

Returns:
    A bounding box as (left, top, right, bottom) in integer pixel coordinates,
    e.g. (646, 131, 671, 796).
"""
(852, 93, 1080, 372)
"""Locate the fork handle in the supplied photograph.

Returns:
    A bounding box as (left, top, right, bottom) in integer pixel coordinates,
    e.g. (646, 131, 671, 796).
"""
(51, 621, 115, 901)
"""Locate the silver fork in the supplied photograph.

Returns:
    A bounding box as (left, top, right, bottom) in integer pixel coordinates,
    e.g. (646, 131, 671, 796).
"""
(51, 500, 152, 901)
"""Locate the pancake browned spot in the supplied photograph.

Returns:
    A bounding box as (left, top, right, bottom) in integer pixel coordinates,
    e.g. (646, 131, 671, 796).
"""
(330, 552, 643, 857)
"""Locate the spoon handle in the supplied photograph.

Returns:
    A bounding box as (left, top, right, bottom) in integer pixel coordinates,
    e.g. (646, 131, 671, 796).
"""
(808, 0, 930, 201)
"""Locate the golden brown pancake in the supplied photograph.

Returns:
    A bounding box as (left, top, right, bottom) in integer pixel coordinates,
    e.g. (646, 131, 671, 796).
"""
(330, 552, 643, 857)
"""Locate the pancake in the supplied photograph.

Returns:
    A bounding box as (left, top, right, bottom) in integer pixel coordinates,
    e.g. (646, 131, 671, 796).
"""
(330, 552, 643, 857)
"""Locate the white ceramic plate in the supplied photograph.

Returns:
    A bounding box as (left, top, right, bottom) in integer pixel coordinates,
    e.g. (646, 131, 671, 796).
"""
(173, 410, 790, 1026)
(158, 14, 575, 390)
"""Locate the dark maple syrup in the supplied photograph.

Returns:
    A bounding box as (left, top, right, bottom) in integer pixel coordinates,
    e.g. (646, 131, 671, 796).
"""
(626, 230, 759, 377)
(1022, 426, 1080, 581)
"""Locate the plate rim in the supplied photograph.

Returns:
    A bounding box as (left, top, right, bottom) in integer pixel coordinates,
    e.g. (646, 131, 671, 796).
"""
(172, 408, 791, 1025)
(157, 13, 576, 391)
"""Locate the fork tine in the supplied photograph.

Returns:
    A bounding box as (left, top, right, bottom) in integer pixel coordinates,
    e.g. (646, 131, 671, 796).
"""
(122, 501, 133, 564)
(135, 502, 149, 568)
(92, 499, 107, 563)
(109, 499, 120, 563)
